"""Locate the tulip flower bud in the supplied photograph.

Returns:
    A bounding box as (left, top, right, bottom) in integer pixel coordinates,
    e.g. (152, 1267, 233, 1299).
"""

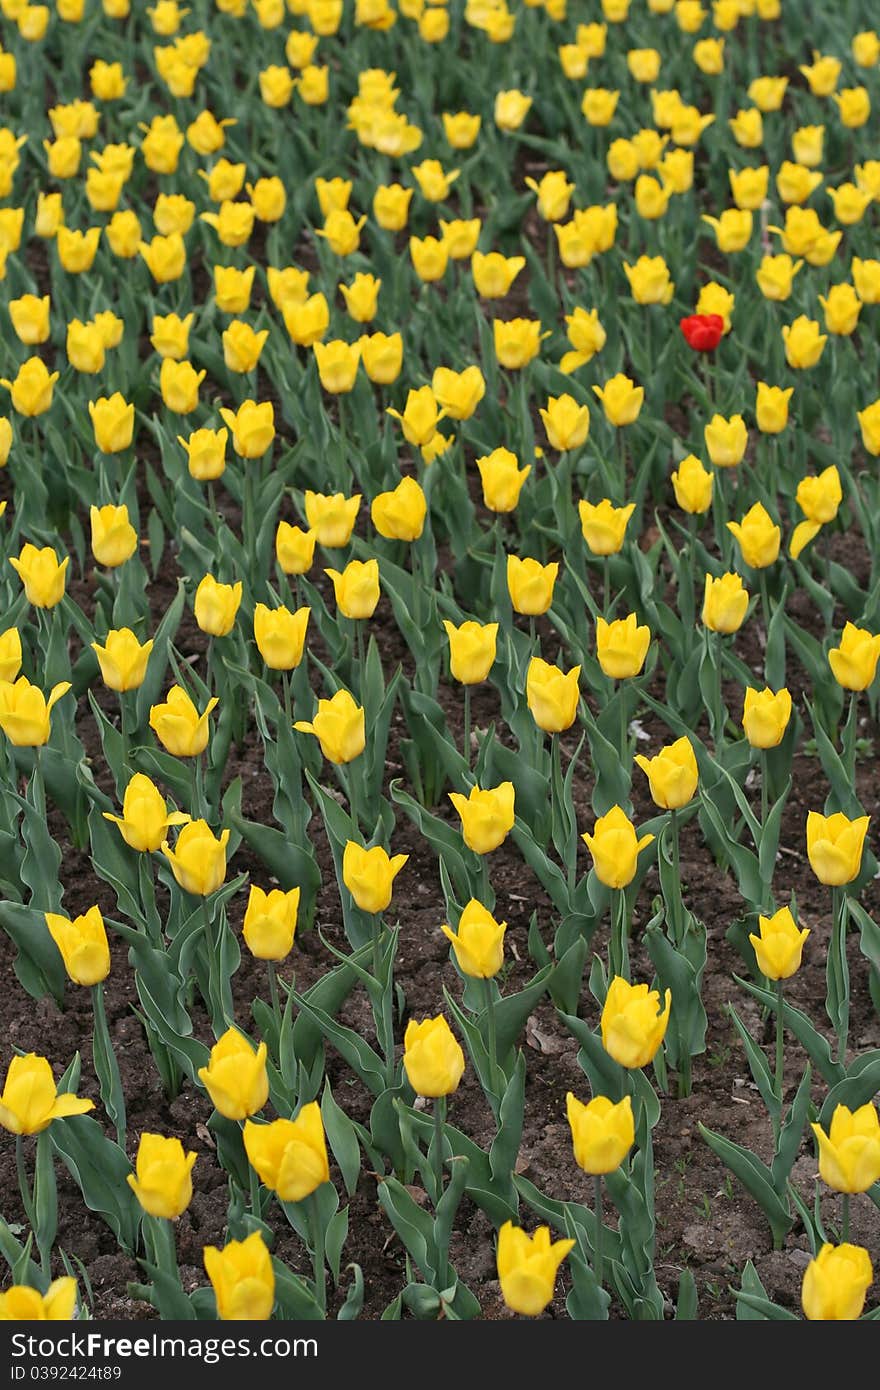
(858, 399, 880, 456)
(162, 821, 230, 896)
(204, 1232, 275, 1321)
(342, 841, 408, 914)
(704, 412, 748, 467)
(325, 559, 380, 620)
(828, 623, 880, 691)
(782, 316, 827, 369)
(89, 393, 135, 453)
(0, 1053, 93, 1135)
(539, 393, 591, 451)
(596, 612, 651, 679)
(443, 620, 498, 685)
(0, 628, 22, 683)
(796, 466, 841, 524)
(242, 886, 300, 961)
(9, 544, 69, 608)
(496, 1222, 575, 1316)
(373, 183, 413, 230)
(806, 811, 869, 886)
(634, 736, 698, 809)
(295, 689, 365, 764)
(90, 504, 137, 568)
(386, 386, 442, 447)
(756, 253, 803, 300)
(218, 400, 275, 459)
(810, 1104, 880, 1194)
(126, 1133, 197, 1219)
(727, 502, 781, 568)
(475, 449, 531, 512)
(0, 677, 71, 747)
(303, 491, 360, 547)
(9, 294, 50, 345)
(243, 1102, 330, 1200)
(313, 339, 360, 394)
(742, 686, 792, 748)
(45, 905, 110, 986)
(253, 603, 310, 670)
(506, 555, 559, 616)
(582, 805, 654, 888)
(442, 111, 481, 150)
(150, 685, 218, 758)
(802, 1244, 873, 1321)
(274, 523, 316, 576)
(593, 373, 644, 426)
(524, 169, 574, 221)
(472, 251, 526, 300)
(441, 900, 506, 978)
(194, 574, 242, 638)
(562, 306, 607, 371)
(370, 476, 426, 541)
(431, 365, 486, 422)
(92, 628, 153, 692)
(526, 657, 581, 733)
(198, 1028, 270, 1119)
(702, 573, 749, 634)
(819, 284, 862, 337)
(671, 454, 713, 513)
(0, 1278, 77, 1320)
(601, 975, 671, 1068)
(403, 1015, 465, 1097)
(566, 1093, 634, 1174)
(449, 781, 515, 854)
(578, 499, 635, 555)
(103, 774, 189, 853)
(749, 906, 809, 980)
(755, 383, 793, 434)
(493, 318, 546, 370)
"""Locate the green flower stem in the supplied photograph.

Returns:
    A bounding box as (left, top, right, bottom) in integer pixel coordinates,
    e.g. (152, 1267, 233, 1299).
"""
(758, 569, 771, 639)
(483, 977, 502, 1107)
(774, 978, 784, 1144)
(842, 690, 859, 782)
(713, 632, 725, 755)
(248, 1160, 262, 1220)
(463, 683, 471, 768)
(432, 1097, 449, 1287)
(760, 749, 769, 831)
(593, 1174, 604, 1290)
(15, 1135, 35, 1232)
(267, 961, 281, 1027)
(191, 752, 207, 821)
(669, 808, 681, 945)
(841, 1193, 851, 1244)
(119, 691, 131, 778)
(603, 557, 610, 614)
(619, 686, 628, 766)
(354, 618, 365, 696)
(371, 916, 395, 1086)
(832, 886, 850, 1065)
(281, 671, 293, 729)
(611, 889, 630, 982)
(308, 1192, 327, 1315)
(146, 1215, 179, 1278)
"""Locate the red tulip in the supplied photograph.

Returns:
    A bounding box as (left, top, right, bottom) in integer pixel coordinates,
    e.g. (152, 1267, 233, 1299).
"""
(680, 314, 724, 352)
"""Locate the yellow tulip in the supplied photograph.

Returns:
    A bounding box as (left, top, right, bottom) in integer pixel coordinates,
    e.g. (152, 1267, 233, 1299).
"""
(9, 293, 50, 345)
(431, 365, 485, 422)
(315, 208, 365, 257)
(0, 677, 71, 746)
(275, 522, 317, 575)
(1, 358, 59, 417)
(222, 320, 269, 373)
(704, 413, 747, 468)
(342, 841, 408, 914)
(243, 1102, 330, 1200)
(204, 1232, 275, 1321)
(403, 1015, 465, 1097)
(582, 805, 654, 889)
(45, 905, 110, 987)
(126, 1133, 197, 1219)
(562, 307, 607, 372)
(702, 573, 749, 633)
(253, 603, 309, 671)
(634, 736, 698, 809)
(359, 330, 403, 384)
(749, 906, 809, 979)
(476, 448, 530, 512)
(0, 1277, 78, 1320)
(92, 628, 153, 692)
(9, 544, 69, 608)
(162, 820, 230, 896)
(819, 284, 862, 336)
(742, 686, 792, 748)
(89, 393, 135, 453)
(138, 232, 186, 283)
(828, 623, 880, 691)
(443, 620, 498, 685)
(601, 975, 671, 1068)
(103, 774, 189, 852)
(371, 476, 426, 541)
(526, 657, 581, 733)
(179, 427, 228, 481)
(294, 689, 365, 764)
(242, 886, 300, 961)
(198, 1029, 270, 1119)
(852, 258, 880, 305)
(493, 318, 546, 370)
(386, 386, 442, 447)
(566, 1093, 634, 1174)
(755, 383, 793, 434)
(506, 555, 558, 615)
(578, 499, 635, 555)
(671, 454, 714, 513)
(496, 1222, 575, 1316)
(472, 251, 526, 299)
(811, 1104, 880, 1194)
(696, 281, 735, 332)
(0, 1053, 93, 1135)
(0, 628, 22, 682)
(592, 373, 644, 427)
(149, 685, 218, 757)
(325, 559, 380, 620)
(858, 400, 880, 456)
(782, 316, 827, 369)
(524, 170, 574, 221)
(727, 502, 780, 568)
(441, 900, 506, 978)
(802, 1244, 873, 1321)
(218, 400, 275, 458)
(313, 339, 360, 394)
(622, 255, 675, 306)
(806, 811, 870, 886)
(303, 491, 360, 548)
(581, 87, 619, 126)
(194, 575, 242, 638)
(494, 89, 532, 131)
(449, 781, 516, 854)
(539, 394, 590, 451)
(373, 182, 413, 230)
(596, 613, 650, 679)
